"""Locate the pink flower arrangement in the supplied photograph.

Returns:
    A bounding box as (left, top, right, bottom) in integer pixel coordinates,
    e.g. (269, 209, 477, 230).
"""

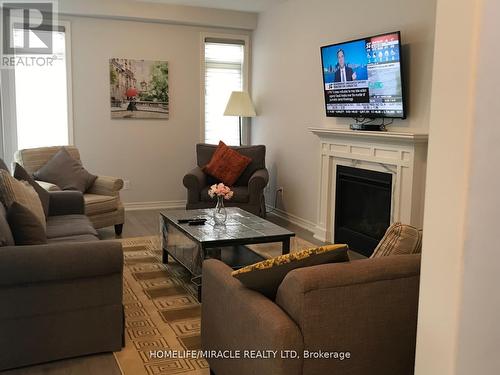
(208, 183, 234, 200)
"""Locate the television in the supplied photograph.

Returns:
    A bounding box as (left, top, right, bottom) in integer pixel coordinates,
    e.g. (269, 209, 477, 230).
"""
(320, 31, 406, 119)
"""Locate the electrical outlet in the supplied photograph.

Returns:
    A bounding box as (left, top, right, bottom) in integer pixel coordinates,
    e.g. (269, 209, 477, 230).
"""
(276, 186, 284, 200)
(123, 179, 130, 190)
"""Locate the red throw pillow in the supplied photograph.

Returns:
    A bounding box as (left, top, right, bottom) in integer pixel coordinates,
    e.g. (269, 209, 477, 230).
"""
(203, 141, 252, 186)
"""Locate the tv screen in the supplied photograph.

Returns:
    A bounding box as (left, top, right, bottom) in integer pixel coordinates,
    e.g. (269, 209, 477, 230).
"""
(320, 31, 406, 118)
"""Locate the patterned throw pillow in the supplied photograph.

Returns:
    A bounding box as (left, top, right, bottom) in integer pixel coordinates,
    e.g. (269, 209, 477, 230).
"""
(202, 141, 252, 186)
(370, 222, 422, 258)
(13, 163, 50, 217)
(0, 170, 46, 231)
(232, 244, 349, 299)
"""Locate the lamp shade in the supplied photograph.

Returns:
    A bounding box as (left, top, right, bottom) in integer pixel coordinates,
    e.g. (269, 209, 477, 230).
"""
(223, 91, 257, 117)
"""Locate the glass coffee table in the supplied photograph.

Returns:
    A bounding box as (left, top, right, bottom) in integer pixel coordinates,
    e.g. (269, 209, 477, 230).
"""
(160, 207, 295, 300)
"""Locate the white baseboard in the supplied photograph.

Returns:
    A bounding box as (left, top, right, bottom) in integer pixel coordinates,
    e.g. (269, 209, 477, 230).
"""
(124, 200, 186, 211)
(266, 205, 317, 233)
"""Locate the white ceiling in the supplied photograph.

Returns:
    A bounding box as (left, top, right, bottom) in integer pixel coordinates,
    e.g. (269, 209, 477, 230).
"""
(136, 0, 285, 13)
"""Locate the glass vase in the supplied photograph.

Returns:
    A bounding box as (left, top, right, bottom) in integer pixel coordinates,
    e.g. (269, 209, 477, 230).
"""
(213, 195, 227, 226)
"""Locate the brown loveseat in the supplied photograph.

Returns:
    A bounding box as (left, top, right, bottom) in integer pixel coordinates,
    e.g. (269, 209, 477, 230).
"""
(14, 146, 125, 235)
(183, 143, 268, 217)
(0, 191, 124, 370)
(202, 254, 420, 375)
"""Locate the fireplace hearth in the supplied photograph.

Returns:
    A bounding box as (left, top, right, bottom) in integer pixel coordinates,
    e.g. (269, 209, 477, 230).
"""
(334, 165, 392, 257)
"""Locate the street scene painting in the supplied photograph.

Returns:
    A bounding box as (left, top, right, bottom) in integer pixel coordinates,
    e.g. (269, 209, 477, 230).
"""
(110, 58, 169, 119)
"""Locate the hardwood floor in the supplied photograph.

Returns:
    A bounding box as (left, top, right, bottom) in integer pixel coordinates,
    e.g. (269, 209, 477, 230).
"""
(3, 209, 328, 375)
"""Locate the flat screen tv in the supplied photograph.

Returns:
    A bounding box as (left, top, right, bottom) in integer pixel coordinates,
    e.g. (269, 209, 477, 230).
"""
(320, 31, 406, 118)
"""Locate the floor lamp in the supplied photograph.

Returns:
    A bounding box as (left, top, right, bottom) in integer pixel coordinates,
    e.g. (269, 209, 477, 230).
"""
(223, 91, 257, 146)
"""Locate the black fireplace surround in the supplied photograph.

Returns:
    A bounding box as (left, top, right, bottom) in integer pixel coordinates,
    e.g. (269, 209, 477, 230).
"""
(334, 165, 392, 257)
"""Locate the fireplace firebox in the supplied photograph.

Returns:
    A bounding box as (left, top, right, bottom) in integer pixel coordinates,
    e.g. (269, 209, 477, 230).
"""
(334, 165, 392, 257)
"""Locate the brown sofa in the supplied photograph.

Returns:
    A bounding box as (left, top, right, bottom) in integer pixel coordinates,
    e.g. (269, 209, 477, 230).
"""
(202, 254, 420, 375)
(14, 146, 125, 235)
(183, 143, 268, 217)
(0, 191, 124, 370)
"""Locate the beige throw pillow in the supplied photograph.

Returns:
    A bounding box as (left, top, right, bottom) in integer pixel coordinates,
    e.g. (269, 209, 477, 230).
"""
(371, 222, 422, 258)
(0, 170, 46, 231)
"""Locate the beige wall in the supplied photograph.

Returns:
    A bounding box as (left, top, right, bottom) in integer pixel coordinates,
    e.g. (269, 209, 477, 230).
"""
(250, 0, 437, 225)
(457, 2, 500, 371)
(67, 16, 250, 205)
(59, 0, 257, 30)
(416, 0, 500, 373)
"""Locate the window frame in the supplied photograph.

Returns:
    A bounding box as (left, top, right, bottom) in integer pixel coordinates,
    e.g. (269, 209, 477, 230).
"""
(200, 32, 250, 145)
(0, 19, 73, 165)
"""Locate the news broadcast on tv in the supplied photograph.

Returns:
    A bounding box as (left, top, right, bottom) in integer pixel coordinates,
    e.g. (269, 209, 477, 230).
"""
(321, 32, 405, 118)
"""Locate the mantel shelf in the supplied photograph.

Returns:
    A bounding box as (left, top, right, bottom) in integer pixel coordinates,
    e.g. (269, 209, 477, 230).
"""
(309, 127, 429, 143)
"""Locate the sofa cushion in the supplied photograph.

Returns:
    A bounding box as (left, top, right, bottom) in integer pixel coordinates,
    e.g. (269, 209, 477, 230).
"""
(7, 202, 48, 245)
(0, 170, 46, 232)
(33, 147, 97, 193)
(13, 162, 50, 217)
(200, 186, 249, 203)
(36, 180, 61, 191)
(84, 194, 119, 216)
(0, 203, 14, 246)
(202, 141, 252, 186)
(46, 214, 98, 239)
(371, 222, 422, 258)
(232, 244, 349, 299)
(47, 234, 99, 243)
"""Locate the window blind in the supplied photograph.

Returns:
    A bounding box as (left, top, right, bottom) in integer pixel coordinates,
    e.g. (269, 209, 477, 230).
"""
(204, 41, 244, 146)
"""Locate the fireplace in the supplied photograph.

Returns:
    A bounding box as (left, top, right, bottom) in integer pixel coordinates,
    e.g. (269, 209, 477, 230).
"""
(309, 128, 427, 249)
(334, 165, 392, 257)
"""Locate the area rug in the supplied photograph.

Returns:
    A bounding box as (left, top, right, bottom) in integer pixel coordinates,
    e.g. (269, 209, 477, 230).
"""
(114, 235, 314, 375)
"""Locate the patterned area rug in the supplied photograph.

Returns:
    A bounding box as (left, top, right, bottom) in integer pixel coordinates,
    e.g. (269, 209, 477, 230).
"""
(114, 235, 314, 375)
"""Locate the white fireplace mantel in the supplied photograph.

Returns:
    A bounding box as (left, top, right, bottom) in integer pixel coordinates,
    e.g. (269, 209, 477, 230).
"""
(310, 127, 428, 242)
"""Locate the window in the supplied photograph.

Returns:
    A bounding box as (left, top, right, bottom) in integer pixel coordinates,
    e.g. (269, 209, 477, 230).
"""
(0, 22, 71, 161)
(203, 39, 245, 146)
(13, 25, 71, 150)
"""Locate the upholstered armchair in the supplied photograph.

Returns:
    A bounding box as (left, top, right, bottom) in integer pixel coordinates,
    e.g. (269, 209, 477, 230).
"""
(183, 143, 268, 217)
(14, 146, 125, 235)
(202, 254, 421, 375)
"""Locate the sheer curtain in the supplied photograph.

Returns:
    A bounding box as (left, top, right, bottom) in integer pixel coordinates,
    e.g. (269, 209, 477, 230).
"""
(13, 27, 70, 150)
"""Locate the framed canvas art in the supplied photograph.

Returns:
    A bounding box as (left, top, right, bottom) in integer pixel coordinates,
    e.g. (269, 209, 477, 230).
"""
(110, 58, 169, 119)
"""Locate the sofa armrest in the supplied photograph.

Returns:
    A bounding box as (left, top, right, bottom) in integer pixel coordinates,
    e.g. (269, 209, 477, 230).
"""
(275, 254, 421, 375)
(201, 259, 303, 375)
(48, 191, 84, 216)
(183, 167, 207, 204)
(0, 241, 123, 286)
(248, 168, 269, 201)
(87, 176, 124, 196)
(36, 180, 61, 191)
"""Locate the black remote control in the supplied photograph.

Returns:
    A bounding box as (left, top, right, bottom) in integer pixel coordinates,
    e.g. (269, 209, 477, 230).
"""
(188, 219, 206, 226)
